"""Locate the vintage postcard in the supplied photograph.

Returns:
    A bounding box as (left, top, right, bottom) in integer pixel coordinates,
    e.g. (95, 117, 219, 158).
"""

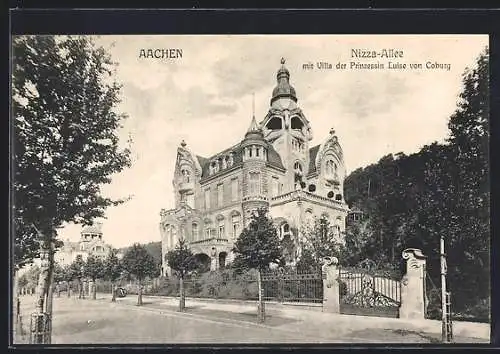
(11, 34, 490, 345)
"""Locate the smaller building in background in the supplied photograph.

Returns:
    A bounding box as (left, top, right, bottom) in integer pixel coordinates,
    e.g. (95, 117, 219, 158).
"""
(54, 223, 114, 266)
(345, 206, 368, 228)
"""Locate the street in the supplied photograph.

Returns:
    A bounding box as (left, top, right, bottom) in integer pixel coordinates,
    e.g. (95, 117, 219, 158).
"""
(13, 293, 490, 345)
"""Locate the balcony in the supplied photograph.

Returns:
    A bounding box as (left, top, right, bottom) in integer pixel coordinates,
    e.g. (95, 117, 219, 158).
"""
(178, 181, 194, 193)
(190, 237, 229, 246)
(242, 194, 269, 203)
(270, 190, 345, 208)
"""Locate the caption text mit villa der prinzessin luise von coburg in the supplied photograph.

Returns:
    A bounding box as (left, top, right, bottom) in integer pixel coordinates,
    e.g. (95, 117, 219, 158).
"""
(302, 48, 451, 71)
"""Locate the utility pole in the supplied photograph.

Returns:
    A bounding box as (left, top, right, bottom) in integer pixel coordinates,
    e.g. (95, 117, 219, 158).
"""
(440, 235, 453, 343)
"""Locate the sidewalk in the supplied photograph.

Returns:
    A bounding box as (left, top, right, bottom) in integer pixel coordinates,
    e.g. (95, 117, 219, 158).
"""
(125, 294, 490, 343)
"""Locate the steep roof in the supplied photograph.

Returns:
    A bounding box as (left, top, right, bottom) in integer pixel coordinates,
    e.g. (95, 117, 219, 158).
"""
(197, 143, 285, 181)
(308, 144, 321, 175)
(81, 224, 102, 234)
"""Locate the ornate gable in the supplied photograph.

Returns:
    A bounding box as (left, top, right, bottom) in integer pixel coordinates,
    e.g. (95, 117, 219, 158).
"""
(315, 129, 345, 174)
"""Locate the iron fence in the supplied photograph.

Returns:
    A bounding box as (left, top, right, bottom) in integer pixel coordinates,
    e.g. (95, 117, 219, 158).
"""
(261, 268, 323, 304)
(156, 270, 260, 301)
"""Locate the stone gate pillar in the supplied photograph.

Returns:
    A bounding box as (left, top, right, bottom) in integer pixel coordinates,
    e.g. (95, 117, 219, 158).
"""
(210, 247, 218, 271)
(322, 256, 340, 313)
(400, 248, 427, 319)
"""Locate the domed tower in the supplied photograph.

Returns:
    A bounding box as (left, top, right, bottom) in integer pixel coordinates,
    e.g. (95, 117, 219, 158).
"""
(241, 111, 270, 226)
(261, 58, 313, 193)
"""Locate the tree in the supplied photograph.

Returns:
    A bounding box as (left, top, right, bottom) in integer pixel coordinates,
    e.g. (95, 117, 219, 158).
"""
(232, 208, 282, 272)
(143, 241, 162, 265)
(122, 244, 158, 306)
(166, 239, 198, 311)
(342, 48, 490, 316)
(12, 35, 132, 324)
(232, 208, 282, 322)
(69, 255, 86, 299)
(297, 216, 346, 273)
(52, 263, 66, 297)
(59, 264, 74, 298)
(103, 250, 122, 302)
(83, 255, 105, 300)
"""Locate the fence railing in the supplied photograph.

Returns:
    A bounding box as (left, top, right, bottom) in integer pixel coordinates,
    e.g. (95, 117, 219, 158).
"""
(261, 269, 323, 304)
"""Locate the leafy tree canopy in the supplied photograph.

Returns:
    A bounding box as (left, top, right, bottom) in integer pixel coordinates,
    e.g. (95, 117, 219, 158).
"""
(232, 208, 282, 272)
(12, 35, 132, 267)
(83, 255, 105, 281)
(122, 243, 159, 282)
(166, 239, 198, 279)
(343, 48, 489, 311)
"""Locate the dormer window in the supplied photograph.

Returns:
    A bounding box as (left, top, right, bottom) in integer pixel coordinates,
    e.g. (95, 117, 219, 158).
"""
(181, 169, 191, 183)
(294, 161, 303, 175)
(228, 153, 234, 167)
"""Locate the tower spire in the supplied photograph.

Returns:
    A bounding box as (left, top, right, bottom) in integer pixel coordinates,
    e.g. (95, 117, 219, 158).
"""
(252, 92, 255, 119)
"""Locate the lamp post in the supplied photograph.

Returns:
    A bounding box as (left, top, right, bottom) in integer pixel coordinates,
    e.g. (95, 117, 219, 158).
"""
(440, 235, 453, 343)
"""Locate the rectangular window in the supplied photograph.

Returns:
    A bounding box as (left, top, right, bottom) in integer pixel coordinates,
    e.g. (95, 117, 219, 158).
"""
(204, 188, 211, 209)
(231, 178, 238, 201)
(192, 224, 198, 240)
(217, 183, 224, 207)
(272, 176, 280, 196)
(205, 228, 210, 239)
(218, 225, 225, 238)
(232, 215, 241, 240)
(249, 172, 260, 195)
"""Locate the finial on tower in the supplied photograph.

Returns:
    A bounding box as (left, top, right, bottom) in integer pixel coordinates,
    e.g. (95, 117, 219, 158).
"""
(329, 128, 336, 136)
(180, 140, 187, 148)
(281, 57, 286, 65)
(252, 92, 255, 118)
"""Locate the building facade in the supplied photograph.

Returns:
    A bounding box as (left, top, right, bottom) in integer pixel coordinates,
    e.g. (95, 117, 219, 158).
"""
(54, 223, 114, 266)
(160, 59, 349, 276)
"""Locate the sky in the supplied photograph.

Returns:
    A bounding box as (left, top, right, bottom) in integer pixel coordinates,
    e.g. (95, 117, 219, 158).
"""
(55, 34, 488, 248)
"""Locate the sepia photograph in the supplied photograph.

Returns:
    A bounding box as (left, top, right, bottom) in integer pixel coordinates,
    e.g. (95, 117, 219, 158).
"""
(11, 34, 490, 345)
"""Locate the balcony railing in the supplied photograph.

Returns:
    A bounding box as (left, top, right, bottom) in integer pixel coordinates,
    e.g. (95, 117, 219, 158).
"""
(190, 237, 229, 245)
(242, 194, 269, 203)
(270, 190, 345, 207)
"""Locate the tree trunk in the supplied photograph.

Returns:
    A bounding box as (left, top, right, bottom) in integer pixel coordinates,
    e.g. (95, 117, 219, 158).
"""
(67, 281, 71, 298)
(45, 268, 55, 316)
(137, 281, 143, 306)
(257, 270, 265, 323)
(111, 283, 116, 302)
(14, 269, 23, 336)
(78, 280, 84, 299)
(32, 235, 55, 344)
(179, 277, 185, 312)
(91, 279, 96, 300)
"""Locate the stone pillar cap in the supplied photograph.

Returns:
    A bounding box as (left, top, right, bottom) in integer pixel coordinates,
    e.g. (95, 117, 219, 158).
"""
(322, 256, 339, 266)
(402, 248, 427, 260)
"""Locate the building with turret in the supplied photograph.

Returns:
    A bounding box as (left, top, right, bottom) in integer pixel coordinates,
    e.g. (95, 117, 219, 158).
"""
(160, 59, 349, 276)
(54, 223, 114, 266)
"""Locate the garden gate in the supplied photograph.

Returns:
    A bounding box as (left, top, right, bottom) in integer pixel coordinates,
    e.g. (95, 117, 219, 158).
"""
(339, 259, 402, 318)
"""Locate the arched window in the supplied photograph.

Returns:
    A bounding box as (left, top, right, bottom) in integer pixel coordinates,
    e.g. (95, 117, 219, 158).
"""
(278, 222, 292, 240)
(294, 161, 303, 174)
(291, 116, 304, 130)
(266, 116, 283, 130)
